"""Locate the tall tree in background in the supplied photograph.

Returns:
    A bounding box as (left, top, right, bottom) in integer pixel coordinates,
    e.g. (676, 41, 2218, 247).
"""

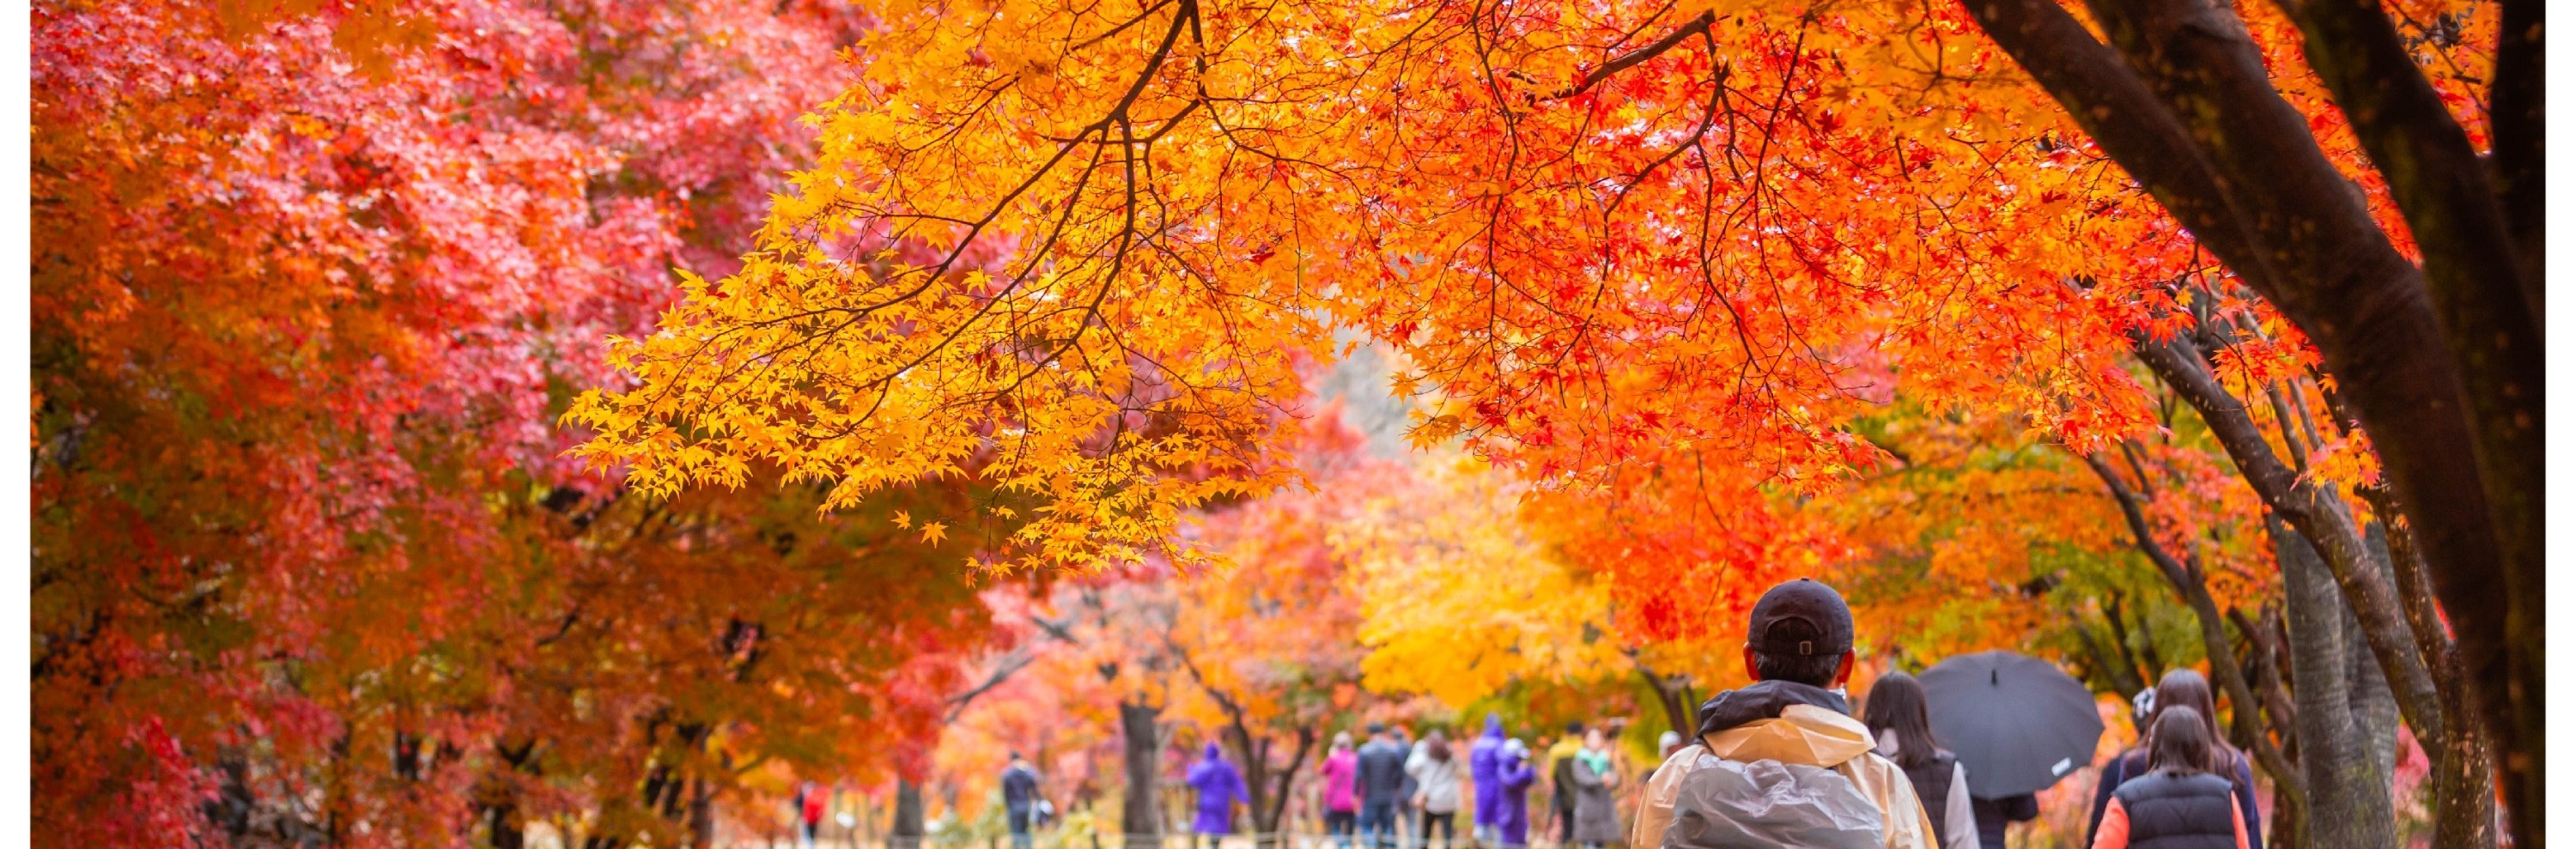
(1165, 414, 1376, 849)
(31, 0, 1018, 844)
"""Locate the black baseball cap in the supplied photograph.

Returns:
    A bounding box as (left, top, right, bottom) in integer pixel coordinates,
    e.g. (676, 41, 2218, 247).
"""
(1745, 579, 1853, 658)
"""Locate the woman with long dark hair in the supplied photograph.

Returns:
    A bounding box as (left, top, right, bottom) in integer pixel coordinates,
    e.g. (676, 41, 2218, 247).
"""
(2085, 670, 2259, 847)
(1864, 671, 1979, 849)
(2089, 707, 2251, 849)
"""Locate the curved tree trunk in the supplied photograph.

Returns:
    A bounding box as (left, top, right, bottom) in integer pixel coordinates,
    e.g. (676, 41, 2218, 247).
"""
(1955, 0, 2543, 840)
(2135, 322, 2498, 849)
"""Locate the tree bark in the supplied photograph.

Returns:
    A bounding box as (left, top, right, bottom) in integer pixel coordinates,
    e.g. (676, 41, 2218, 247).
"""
(1957, 0, 2539, 837)
(1633, 659, 1698, 738)
(2275, 518, 2396, 849)
(893, 779, 927, 849)
(2132, 328, 2445, 747)
(2135, 324, 2501, 849)
(1227, 725, 1315, 849)
(2424, 666, 2500, 849)
(688, 778, 715, 849)
(1122, 701, 1166, 849)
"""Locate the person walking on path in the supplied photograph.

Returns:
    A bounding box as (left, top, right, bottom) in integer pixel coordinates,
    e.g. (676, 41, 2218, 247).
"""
(1864, 672, 1978, 849)
(2083, 670, 2259, 849)
(797, 781, 827, 849)
(1495, 739, 1537, 849)
(1546, 724, 1583, 847)
(1468, 715, 1506, 846)
(1188, 743, 1248, 849)
(1395, 728, 1420, 849)
(1358, 723, 1410, 849)
(1630, 578, 1935, 849)
(1323, 732, 1362, 849)
(1002, 754, 1046, 849)
(1567, 728, 1621, 849)
(2087, 707, 2251, 849)
(1408, 731, 1464, 849)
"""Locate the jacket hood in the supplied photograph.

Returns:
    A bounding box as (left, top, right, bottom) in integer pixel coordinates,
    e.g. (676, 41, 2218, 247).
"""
(1546, 737, 1583, 760)
(1695, 680, 1849, 735)
(1701, 705, 1877, 769)
(1202, 742, 1224, 761)
(1692, 680, 1873, 769)
(1483, 713, 1504, 737)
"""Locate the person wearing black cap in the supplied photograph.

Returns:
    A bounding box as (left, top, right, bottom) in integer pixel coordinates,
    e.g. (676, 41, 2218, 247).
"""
(1628, 578, 1935, 849)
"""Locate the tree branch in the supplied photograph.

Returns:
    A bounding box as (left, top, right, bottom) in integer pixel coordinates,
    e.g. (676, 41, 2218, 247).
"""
(2083, 452, 2304, 802)
(1552, 11, 1716, 100)
(2131, 329, 2445, 748)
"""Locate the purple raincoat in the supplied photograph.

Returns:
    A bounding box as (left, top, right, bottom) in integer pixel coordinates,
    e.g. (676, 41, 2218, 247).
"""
(1467, 713, 1505, 828)
(1186, 743, 1246, 835)
(1496, 743, 1536, 847)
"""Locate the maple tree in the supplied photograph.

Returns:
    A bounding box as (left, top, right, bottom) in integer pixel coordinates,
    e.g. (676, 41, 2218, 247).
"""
(1337, 456, 1626, 710)
(573, 0, 2536, 837)
(34, 0, 2535, 842)
(1159, 413, 1380, 846)
(32, 0, 1027, 845)
(1938, 0, 2545, 834)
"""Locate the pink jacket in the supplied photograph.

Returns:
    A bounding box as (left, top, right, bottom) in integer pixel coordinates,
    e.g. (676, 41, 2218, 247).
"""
(1321, 749, 1358, 812)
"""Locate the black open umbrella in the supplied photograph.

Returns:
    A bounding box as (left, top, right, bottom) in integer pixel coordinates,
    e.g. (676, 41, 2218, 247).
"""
(1918, 650, 2105, 797)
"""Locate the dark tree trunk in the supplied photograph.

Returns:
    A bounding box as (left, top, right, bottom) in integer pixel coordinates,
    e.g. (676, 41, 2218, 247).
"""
(893, 779, 927, 849)
(2135, 312, 2500, 849)
(2424, 668, 2499, 849)
(1634, 663, 1697, 739)
(2267, 783, 2305, 849)
(1225, 723, 1316, 849)
(688, 778, 715, 849)
(2359, 488, 2499, 849)
(1955, 0, 2543, 840)
(489, 806, 526, 849)
(1121, 701, 1165, 849)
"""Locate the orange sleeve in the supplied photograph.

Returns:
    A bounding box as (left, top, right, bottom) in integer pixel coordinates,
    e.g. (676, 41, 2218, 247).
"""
(2233, 800, 2251, 849)
(2090, 798, 2130, 849)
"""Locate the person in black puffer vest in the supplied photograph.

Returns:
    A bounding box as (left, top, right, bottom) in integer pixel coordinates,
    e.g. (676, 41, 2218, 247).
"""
(2090, 706, 2247, 849)
(2087, 671, 2261, 848)
(1862, 672, 1978, 849)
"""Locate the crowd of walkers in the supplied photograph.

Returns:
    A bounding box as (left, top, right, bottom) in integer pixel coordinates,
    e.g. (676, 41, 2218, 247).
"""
(995, 578, 2265, 849)
(1305, 716, 1625, 849)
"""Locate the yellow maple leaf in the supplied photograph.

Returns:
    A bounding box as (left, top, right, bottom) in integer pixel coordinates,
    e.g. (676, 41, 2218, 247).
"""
(920, 522, 948, 545)
(891, 510, 912, 529)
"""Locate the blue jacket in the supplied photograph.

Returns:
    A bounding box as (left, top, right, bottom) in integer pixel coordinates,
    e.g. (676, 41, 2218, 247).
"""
(1496, 748, 1536, 846)
(1187, 743, 1246, 834)
(1469, 715, 1506, 825)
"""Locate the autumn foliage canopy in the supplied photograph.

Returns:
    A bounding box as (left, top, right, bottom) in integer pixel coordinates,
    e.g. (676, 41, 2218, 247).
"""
(33, 0, 2540, 843)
